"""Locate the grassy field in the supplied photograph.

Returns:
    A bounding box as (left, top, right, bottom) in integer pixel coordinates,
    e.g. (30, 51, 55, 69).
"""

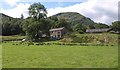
(1, 35, 26, 41)
(0, 44, 2, 69)
(2, 42, 118, 68)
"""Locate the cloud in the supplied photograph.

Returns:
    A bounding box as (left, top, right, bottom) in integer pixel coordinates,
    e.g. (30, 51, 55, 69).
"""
(1, 0, 119, 25)
(47, 0, 119, 25)
(5, 0, 20, 6)
(0, 3, 30, 18)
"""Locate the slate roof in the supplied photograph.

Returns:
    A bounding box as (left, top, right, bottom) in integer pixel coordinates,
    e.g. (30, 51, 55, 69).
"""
(86, 28, 111, 33)
(49, 27, 65, 31)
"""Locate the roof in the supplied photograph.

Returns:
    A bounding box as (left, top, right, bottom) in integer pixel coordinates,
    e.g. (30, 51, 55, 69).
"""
(49, 27, 65, 31)
(86, 28, 111, 33)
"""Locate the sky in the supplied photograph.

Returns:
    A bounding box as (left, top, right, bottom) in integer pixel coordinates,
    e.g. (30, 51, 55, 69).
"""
(0, 0, 119, 25)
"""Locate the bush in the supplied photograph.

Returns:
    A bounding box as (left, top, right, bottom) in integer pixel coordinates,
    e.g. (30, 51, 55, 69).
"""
(35, 43, 40, 46)
(27, 42, 34, 46)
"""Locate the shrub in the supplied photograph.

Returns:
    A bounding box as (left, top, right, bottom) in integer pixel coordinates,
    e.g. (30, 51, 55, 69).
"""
(27, 42, 34, 46)
(35, 43, 40, 46)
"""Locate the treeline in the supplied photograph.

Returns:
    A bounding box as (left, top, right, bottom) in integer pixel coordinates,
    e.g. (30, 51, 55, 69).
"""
(0, 2, 120, 41)
(0, 13, 23, 35)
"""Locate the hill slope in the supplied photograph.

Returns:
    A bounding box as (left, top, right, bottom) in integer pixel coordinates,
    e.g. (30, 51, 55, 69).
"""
(0, 13, 22, 35)
(0, 13, 18, 23)
(51, 12, 96, 26)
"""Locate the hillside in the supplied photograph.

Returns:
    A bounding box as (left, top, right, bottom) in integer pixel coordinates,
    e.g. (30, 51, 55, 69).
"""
(0, 13, 20, 25)
(51, 12, 96, 26)
(0, 13, 14, 19)
(0, 13, 22, 35)
(0, 13, 19, 23)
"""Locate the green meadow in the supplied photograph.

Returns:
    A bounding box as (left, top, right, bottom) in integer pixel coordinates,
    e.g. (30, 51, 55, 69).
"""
(2, 42, 118, 68)
(2, 35, 25, 41)
(1, 1, 119, 68)
(0, 44, 2, 69)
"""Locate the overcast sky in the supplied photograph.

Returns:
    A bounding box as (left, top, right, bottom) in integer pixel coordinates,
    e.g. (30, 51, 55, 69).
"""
(0, 0, 119, 25)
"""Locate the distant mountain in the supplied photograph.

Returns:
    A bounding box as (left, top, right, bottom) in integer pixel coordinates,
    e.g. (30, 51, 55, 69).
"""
(51, 12, 96, 26)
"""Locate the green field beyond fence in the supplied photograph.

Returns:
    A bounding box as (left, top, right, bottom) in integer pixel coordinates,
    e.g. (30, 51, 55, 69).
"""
(2, 42, 118, 68)
(1, 33, 119, 68)
(1, 35, 26, 41)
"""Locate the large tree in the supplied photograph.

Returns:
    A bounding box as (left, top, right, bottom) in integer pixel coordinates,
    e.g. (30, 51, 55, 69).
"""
(28, 2, 47, 19)
(22, 3, 50, 41)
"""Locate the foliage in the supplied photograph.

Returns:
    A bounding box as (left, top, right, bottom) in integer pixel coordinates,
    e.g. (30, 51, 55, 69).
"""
(1, 13, 23, 35)
(61, 34, 89, 43)
(21, 14, 24, 19)
(0, 23, 2, 35)
(28, 2, 47, 19)
(1, 3, 119, 43)
(22, 18, 51, 41)
(51, 12, 111, 33)
(21, 3, 51, 41)
(51, 12, 96, 31)
(73, 24, 86, 34)
(94, 23, 109, 29)
(61, 33, 118, 45)
(111, 21, 120, 33)
(49, 17, 72, 32)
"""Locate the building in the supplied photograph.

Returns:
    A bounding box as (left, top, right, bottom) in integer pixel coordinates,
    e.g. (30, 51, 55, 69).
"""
(49, 27, 66, 39)
(86, 28, 111, 33)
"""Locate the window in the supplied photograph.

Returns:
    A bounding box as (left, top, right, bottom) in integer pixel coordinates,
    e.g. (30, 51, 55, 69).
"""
(58, 35, 61, 38)
(58, 31, 61, 34)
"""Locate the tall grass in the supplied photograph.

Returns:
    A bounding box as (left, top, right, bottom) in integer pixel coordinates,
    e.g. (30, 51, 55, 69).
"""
(61, 33, 118, 45)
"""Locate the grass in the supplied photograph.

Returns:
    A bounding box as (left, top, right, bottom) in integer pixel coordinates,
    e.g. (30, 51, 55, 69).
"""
(2, 42, 118, 68)
(1, 35, 26, 41)
(0, 44, 2, 69)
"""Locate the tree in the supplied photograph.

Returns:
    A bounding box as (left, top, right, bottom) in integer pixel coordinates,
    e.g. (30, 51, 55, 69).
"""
(87, 25, 95, 29)
(0, 23, 2, 35)
(1, 13, 22, 35)
(49, 16, 58, 22)
(28, 2, 47, 19)
(50, 17, 71, 31)
(10, 21, 21, 35)
(22, 18, 51, 41)
(22, 3, 50, 41)
(2, 22, 11, 35)
(111, 21, 120, 32)
(94, 23, 109, 29)
(73, 24, 86, 34)
(57, 18, 69, 28)
(21, 14, 24, 19)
